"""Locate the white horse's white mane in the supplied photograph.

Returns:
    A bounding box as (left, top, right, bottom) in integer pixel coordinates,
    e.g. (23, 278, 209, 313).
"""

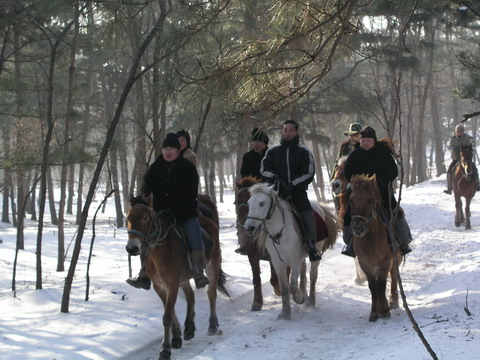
(248, 183, 289, 210)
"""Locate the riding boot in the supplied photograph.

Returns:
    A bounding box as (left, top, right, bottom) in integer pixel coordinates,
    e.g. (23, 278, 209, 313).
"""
(474, 166, 480, 191)
(395, 218, 413, 255)
(444, 172, 452, 195)
(191, 249, 210, 289)
(126, 254, 151, 290)
(341, 225, 356, 257)
(300, 211, 322, 262)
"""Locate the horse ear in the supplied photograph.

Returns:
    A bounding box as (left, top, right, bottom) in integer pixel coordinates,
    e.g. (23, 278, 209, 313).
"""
(129, 194, 135, 206)
(145, 193, 153, 207)
(235, 181, 241, 190)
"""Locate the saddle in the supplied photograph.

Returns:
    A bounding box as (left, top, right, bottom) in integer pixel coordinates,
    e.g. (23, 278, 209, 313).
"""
(291, 206, 329, 244)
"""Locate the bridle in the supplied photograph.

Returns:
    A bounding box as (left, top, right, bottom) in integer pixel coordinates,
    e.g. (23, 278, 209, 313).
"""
(351, 197, 378, 229)
(246, 191, 285, 244)
(127, 206, 174, 250)
(235, 187, 250, 228)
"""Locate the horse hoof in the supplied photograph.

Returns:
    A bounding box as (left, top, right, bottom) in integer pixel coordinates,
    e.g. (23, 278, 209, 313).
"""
(369, 315, 378, 322)
(251, 302, 263, 311)
(277, 312, 291, 320)
(455, 222, 461, 227)
(172, 337, 182, 349)
(159, 350, 171, 360)
(466, 225, 471, 230)
(208, 326, 219, 336)
(184, 327, 195, 341)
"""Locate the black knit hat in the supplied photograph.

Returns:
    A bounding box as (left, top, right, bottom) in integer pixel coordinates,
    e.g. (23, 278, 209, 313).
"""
(162, 133, 181, 149)
(251, 127, 269, 145)
(359, 126, 377, 140)
(176, 129, 191, 148)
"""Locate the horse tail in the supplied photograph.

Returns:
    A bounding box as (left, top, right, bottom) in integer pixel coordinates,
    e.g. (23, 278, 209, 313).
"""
(320, 204, 338, 252)
(216, 268, 231, 298)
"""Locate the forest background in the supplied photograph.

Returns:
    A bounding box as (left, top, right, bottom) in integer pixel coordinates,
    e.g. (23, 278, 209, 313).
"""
(1, 0, 480, 312)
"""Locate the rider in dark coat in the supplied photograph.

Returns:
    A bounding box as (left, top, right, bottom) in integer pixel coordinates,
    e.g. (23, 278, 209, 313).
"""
(261, 119, 322, 262)
(240, 128, 269, 179)
(127, 133, 209, 290)
(341, 126, 412, 257)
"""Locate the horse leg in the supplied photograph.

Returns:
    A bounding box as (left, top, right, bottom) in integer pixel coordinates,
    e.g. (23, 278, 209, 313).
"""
(354, 258, 367, 285)
(269, 260, 281, 296)
(465, 196, 472, 230)
(454, 194, 462, 227)
(299, 260, 307, 304)
(206, 267, 219, 335)
(366, 275, 379, 322)
(157, 283, 180, 360)
(389, 264, 399, 310)
(289, 262, 305, 306)
(307, 260, 319, 308)
(247, 249, 263, 311)
(275, 263, 292, 320)
(375, 275, 390, 319)
(181, 282, 196, 341)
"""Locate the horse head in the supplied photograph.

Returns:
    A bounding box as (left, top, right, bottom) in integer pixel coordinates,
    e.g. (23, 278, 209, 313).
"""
(349, 174, 381, 237)
(244, 183, 278, 237)
(125, 195, 157, 256)
(331, 157, 348, 195)
(235, 177, 259, 226)
(460, 145, 474, 176)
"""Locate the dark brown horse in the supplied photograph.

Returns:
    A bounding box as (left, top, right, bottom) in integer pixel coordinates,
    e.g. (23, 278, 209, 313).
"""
(331, 157, 366, 285)
(235, 177, 281, 311)
(330, 156, 349, 228)
(125, 195, 230, 360)
(452, 145, 477, 229)
(349, 175, 402, 322)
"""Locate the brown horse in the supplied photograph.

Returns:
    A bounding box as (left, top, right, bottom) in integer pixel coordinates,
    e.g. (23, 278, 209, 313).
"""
(349, 175, 402, 322)
(452, 145, 477, 229)
(125, 195, 230, 360)
(235, 177, 281, 311)
(330, 157, 366, 285)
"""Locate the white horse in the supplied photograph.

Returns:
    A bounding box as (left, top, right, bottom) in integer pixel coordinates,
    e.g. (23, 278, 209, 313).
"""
(244, 183, 337, 320)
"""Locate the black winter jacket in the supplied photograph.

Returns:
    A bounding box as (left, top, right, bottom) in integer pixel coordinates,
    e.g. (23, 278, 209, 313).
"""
(143, 155, 199, 221)
(344, 142, 398, 208)
(261, 135, 315, 190)
(240, 148, 267, 179)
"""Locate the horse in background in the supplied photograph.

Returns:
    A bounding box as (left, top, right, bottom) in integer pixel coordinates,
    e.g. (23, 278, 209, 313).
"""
(125, 195, 230, 360)
(235, 177, 280, 311)
(349, 175, 402, 322)
(330, 157, 366, 285)
(244, 183, 337, 320)
(452, 144, 477, 229)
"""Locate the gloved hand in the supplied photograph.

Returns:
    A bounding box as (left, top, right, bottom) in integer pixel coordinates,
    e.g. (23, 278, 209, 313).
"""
(278, 182, 292, 199)
(160, 209, 176, 221)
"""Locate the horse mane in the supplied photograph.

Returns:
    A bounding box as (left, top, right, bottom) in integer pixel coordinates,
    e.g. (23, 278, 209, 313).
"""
(129, 194, 149, 207)
(350, 174, 382, 202)
(237, 176, 260, 189)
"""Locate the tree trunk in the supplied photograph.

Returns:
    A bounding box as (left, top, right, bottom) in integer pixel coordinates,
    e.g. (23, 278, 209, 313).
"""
(62, 8, 167, 312)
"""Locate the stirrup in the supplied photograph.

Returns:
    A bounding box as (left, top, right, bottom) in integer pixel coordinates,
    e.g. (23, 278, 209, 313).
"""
(194, 275, 209, 289)
(234, 245, 247, 255)
(126, 276, 151, 290)
(341, 244, 356, 258)
(308, 248, 322, 262)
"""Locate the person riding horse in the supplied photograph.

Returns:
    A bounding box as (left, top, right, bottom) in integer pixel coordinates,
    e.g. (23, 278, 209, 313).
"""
(126, 133, 209, 290)
(331, 123, 362, 212)
(444, 123, 480, 195)
(260, 119, 322, 262)
(235, 127, 270, 255)
(341, 126, 412, 257)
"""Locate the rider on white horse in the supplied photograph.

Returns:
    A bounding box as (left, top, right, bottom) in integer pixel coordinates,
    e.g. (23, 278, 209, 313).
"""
(260, 119, 322, 262)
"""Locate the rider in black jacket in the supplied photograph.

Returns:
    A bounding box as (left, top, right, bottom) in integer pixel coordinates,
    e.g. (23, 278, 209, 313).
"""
(261, 120, 322, 262)
(341, 126, 412, 257)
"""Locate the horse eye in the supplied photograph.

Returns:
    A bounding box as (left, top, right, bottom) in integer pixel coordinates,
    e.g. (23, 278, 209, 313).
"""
(260, 201, 265, 206)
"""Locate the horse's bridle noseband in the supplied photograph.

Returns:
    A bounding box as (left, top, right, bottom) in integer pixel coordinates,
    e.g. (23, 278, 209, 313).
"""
(127, 207, 173, 250)
(246, 192, 285, 244)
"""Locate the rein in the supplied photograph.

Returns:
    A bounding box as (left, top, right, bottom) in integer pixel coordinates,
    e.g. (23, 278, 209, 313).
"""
(128, 208, 173, 250)
(246, 192, 285, 244)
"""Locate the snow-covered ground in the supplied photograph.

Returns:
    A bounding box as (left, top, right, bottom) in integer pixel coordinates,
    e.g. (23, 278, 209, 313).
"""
(0, 174, 478, 360)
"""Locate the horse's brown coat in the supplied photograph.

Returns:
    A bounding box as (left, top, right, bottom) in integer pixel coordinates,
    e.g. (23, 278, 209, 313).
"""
(126, 196, 229, 360)
(349, 175, 402, 322)
(452, 145, 477, 229)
